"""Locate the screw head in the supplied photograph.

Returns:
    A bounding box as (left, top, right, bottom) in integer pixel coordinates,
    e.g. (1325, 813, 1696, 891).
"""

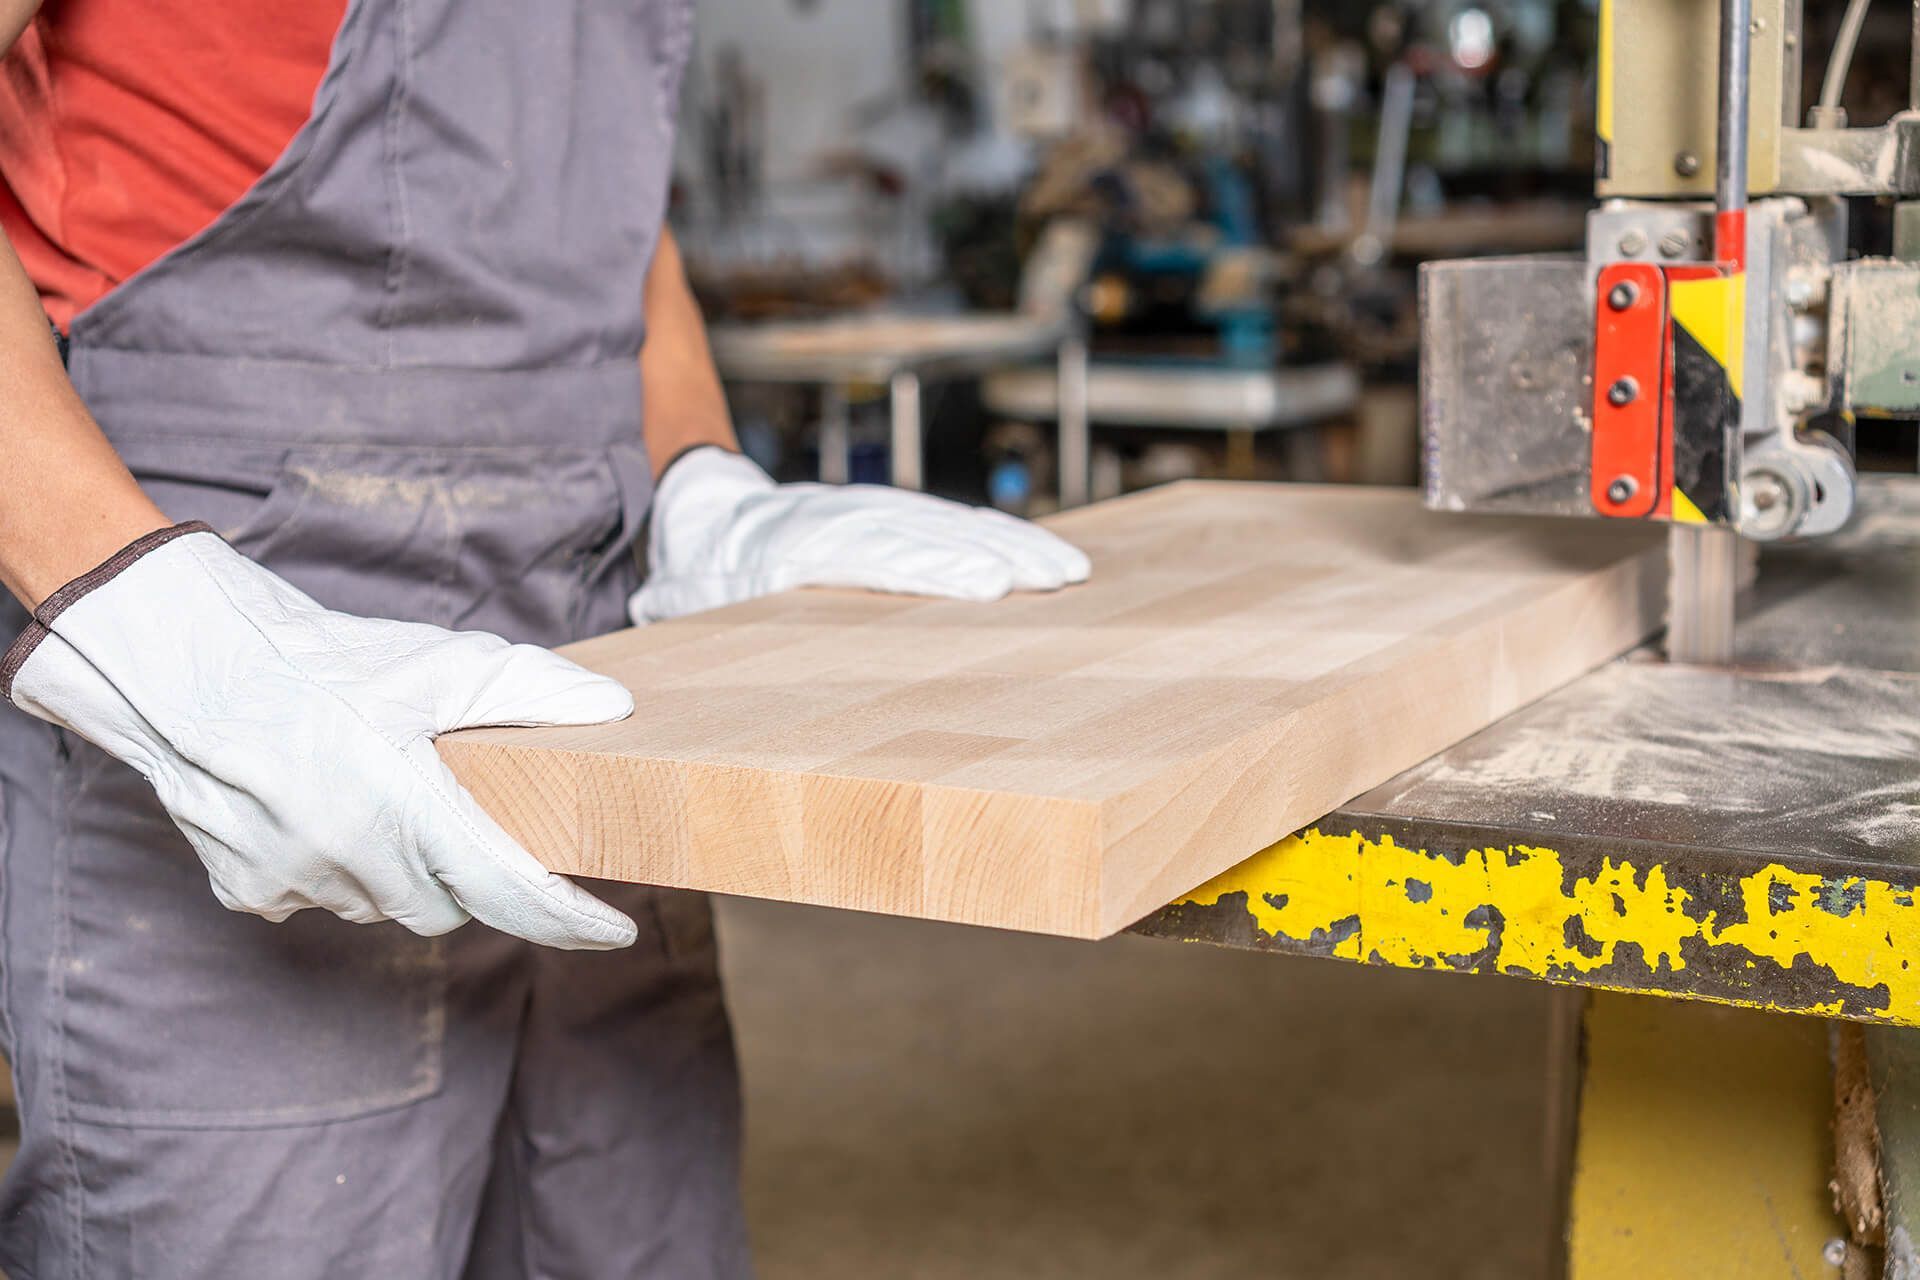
(1606, 376, 1639, 406)
(1741, 468, 1797, 537)
(1607, 281, 1639, 311)
(1658, 229, 1692, 258)
(1616, 229, 1648, 257)
(1674, 150, 1702, 177)
(1606, 476, 1638, 504)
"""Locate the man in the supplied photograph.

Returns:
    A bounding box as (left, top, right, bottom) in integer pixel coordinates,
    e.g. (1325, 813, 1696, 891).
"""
(0, 0, 1088, 1274)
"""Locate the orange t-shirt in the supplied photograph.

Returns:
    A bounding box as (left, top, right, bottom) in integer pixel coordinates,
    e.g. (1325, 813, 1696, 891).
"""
(0, 0, 347, 331)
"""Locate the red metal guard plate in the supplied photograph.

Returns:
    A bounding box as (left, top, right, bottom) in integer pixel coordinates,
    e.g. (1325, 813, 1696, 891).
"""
(1590, 262, 1665, 518)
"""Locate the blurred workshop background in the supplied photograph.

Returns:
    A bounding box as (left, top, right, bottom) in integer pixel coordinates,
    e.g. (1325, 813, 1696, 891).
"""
(671, 0, 1914, 522)
(675, 3, 1915, 1277)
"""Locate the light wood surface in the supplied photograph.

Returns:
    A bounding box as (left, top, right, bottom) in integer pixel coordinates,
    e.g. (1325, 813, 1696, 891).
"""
(440, 483, 1665, 938)
(712, 314, 1055, 361)
(706, 313, 1064, 383)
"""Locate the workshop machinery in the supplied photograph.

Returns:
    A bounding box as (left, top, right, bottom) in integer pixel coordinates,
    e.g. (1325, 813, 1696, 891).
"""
(1421, 0, 1920, 661)
(1136, 3, 1920, 1275)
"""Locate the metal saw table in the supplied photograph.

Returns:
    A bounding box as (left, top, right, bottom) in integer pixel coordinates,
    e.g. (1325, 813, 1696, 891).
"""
(1131, 474, 1920, 1278)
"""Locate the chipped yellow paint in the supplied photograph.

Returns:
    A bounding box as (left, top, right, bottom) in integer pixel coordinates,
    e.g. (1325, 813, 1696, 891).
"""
(1175, 829, 1920, 1023)
(1709, 865, 1914, 1014)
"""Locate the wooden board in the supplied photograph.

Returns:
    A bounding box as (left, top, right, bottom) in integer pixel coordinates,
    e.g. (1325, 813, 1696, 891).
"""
(439, 483, 1666, 938)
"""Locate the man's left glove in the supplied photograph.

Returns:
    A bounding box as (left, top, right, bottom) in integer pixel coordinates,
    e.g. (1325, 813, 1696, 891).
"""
(631, 446, 1092, 623)
(2, 523, 639, 949)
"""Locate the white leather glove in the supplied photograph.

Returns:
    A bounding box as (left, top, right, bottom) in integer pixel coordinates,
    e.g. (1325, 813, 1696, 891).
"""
(2, 524, 638, 949)
(631, 446, 1092, 623)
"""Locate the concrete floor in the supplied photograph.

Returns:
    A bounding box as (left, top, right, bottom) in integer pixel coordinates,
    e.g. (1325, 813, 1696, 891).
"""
(719, 895, 1559, 1280)
(0, 897, 1559, 1277)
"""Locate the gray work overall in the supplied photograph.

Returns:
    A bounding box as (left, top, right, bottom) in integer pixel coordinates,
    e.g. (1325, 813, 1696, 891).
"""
(0, 0, 749, 1275)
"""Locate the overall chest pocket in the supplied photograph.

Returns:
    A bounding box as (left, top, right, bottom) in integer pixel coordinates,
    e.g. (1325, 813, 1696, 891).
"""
(124, 440, 647, 646)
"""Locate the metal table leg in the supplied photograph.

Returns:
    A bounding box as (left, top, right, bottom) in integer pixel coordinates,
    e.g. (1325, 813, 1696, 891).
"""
(1541, 988, 1586, 1280)
(1861, 1026, 1920, 1277)
(819, 382, 851, 485)
(1564, 993, 1842, 1277)
(1056, 337, 1090, 509)
(889, 369, 923, 491)
(1225, 425, 1257, 478)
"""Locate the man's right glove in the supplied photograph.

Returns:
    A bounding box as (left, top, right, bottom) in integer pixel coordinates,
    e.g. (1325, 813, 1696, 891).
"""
(3, 523, 638, 949)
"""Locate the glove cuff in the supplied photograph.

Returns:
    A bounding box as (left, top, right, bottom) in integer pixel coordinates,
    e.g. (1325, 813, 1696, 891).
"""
(654, 442, 735, 483)
(654, 444, 771, 500)
(2, 520, 216, 702)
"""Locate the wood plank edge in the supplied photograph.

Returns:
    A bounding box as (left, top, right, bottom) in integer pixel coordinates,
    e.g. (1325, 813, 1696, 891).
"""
(1089, 541, 1668, 935)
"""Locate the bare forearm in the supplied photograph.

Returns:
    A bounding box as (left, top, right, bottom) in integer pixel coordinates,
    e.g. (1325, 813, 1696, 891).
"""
(0, 236, 169, 609)
(0, 0, 167, 608)
(638, 229, 738, 480)
(1, 0, 36, 50)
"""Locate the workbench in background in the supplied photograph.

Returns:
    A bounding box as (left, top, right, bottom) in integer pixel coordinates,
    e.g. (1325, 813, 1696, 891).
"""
(708, 313, 1093, 505)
